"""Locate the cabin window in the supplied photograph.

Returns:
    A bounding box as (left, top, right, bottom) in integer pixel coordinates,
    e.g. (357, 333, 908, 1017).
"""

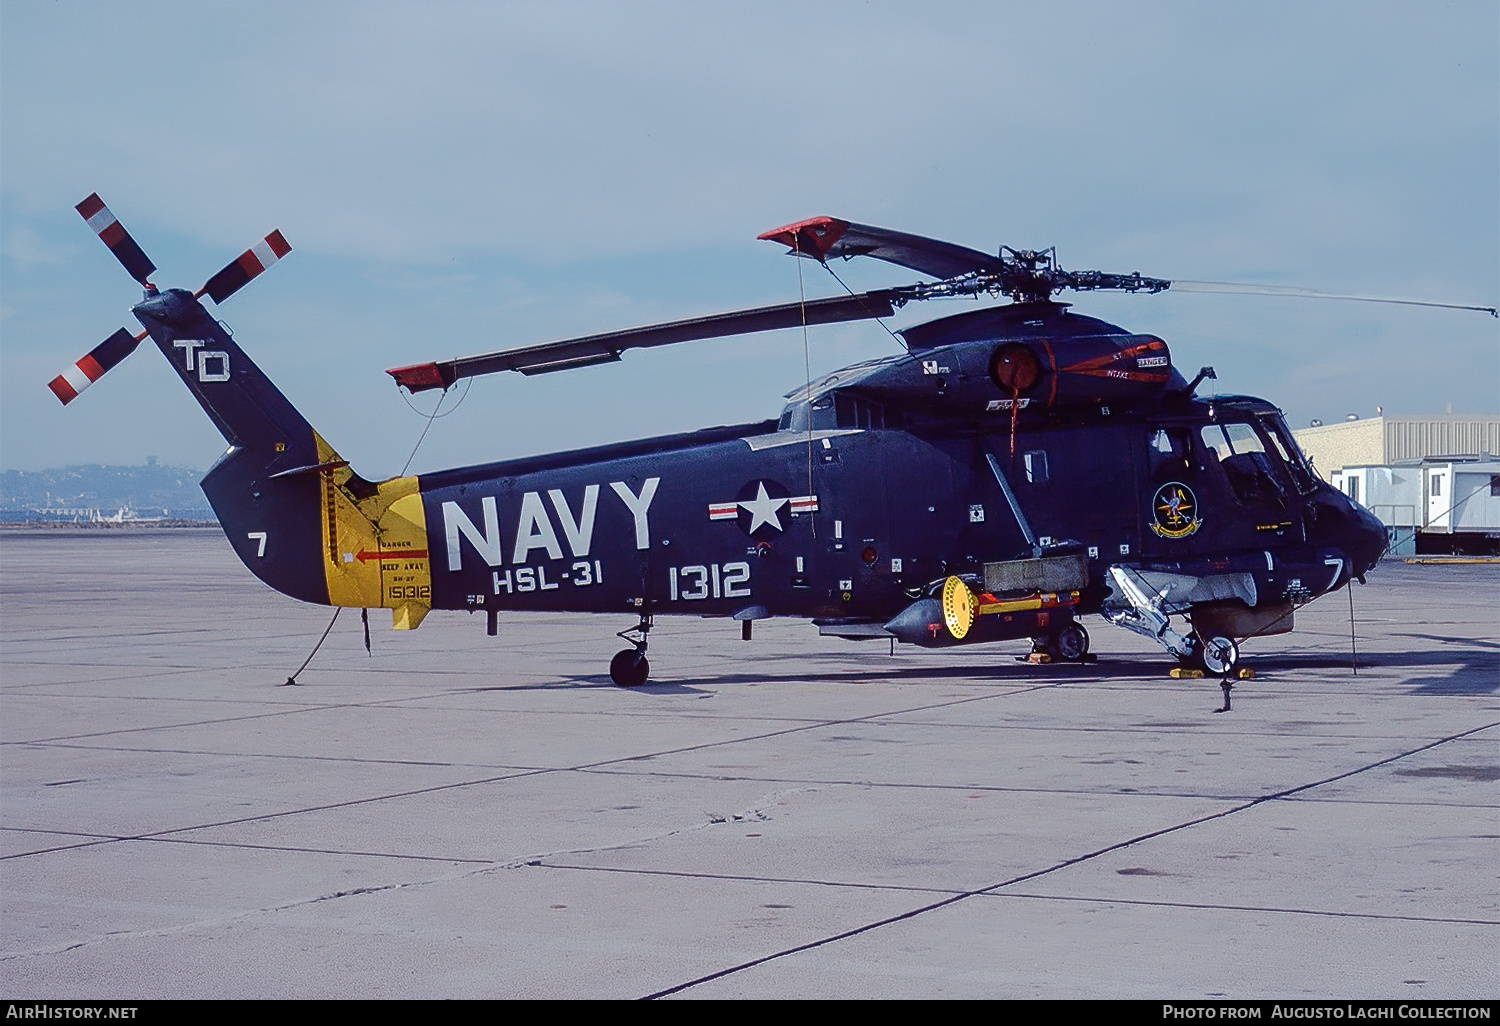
(835, 393, 857, 428)
(833, 393, 888, 430)
(1149, 428, 1191, 477)
(1024, 450, 1049, 484)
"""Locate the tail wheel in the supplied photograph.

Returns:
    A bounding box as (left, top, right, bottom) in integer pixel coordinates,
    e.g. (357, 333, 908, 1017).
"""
(1198, 635, 1239, 676)
(609, 649, 650, 688)
(1053, 623, 1090, 661)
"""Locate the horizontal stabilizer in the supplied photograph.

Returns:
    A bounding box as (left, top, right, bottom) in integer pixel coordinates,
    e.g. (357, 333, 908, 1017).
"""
(389, 290, 899, 392)
(76, 194, 156, 286)
(199, 230, 291, 304)
(48, 327, 145, 405)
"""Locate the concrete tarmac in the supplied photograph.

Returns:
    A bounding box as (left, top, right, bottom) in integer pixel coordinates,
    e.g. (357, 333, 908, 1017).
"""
(1, 527, 1495, 999)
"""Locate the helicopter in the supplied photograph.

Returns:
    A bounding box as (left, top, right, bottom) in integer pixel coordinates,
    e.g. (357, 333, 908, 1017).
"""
(51, 198, 1395, 702)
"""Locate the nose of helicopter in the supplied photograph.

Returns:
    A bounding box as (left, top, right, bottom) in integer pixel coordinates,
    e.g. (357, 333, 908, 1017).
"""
(1309, 483, 1389, 581)
(1346, 499, 1389, 579)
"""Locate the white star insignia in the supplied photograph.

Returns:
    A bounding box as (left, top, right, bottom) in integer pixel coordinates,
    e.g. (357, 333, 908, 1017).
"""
(739, 481, 789, 533)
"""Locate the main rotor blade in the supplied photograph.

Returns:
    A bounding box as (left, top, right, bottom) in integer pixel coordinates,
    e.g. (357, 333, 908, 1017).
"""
(198, 230, 292, 304)
(388, 290, 900, 392)
(759, 216, 1002, 280)
(76, 194, 156, 286)
(1171, 280, 1498, 317)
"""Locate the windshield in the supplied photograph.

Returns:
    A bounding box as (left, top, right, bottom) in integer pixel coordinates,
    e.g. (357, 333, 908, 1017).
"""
(1257, 415, 1319, 493)
(1200, 421, 1291, 506)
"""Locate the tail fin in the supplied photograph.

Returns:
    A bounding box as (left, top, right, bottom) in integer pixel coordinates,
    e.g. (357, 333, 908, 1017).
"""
(132, 289, 432, 625)
(133, 288, 329, 603)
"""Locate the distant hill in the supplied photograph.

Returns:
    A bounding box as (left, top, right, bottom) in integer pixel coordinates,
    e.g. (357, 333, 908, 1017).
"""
(0, 459, 215, 521)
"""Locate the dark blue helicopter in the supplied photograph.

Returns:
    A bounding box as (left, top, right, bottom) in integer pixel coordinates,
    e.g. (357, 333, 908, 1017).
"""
(52, 201, 1390, 701)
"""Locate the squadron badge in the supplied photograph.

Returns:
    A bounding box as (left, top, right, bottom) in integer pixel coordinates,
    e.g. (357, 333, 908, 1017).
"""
(1151, 481, 1202, 539)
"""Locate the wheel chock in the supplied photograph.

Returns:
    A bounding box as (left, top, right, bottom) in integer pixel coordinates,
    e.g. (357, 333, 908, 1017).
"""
(1170, 667, 1205, 679)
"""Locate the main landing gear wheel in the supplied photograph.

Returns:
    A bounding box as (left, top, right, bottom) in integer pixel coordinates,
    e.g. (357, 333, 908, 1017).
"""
(1052, 623, 1091, 661)
(1194, 633, 1240, 713)
(609, 649, 650, 688)
(611, 612, 654, 687)
(1198, 635, 1240, 676)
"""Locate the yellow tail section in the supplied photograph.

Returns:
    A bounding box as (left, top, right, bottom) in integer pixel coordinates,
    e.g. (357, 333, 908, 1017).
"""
(313, 433, 433, 629)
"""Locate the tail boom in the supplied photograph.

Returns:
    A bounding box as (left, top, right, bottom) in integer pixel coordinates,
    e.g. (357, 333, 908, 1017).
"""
(132, 288, 433, 626)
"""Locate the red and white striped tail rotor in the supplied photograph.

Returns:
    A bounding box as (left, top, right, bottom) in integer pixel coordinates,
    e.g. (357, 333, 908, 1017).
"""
(47, 327, 148, 405)
(198, 230, 292, 304)
(53, 193, 293, 406)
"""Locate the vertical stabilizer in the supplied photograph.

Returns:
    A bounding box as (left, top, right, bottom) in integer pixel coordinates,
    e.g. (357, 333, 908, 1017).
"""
(132, 287, 330, 604)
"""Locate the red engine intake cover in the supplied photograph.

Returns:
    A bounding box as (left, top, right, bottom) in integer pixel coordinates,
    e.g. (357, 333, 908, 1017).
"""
(990, 334, 1172, 410)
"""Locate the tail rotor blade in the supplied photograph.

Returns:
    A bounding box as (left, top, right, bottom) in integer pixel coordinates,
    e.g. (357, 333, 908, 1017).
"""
(48, 327, 147, 405)
(198, 230, 291, 304)
(75, 194, 157, 287)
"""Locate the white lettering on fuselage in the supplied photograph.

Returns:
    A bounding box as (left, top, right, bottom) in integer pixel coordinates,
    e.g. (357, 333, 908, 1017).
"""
(609, 479, 659, 551)
(548, 486, 598, 557)
(444, 478, 658, 572)
(443, 496, 502, 570)
(513, 492, 564, 563)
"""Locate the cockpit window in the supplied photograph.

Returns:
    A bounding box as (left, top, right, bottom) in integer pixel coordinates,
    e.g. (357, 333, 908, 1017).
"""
(1201, 421, 1288, 506)
(1202, 422, 1267, 458)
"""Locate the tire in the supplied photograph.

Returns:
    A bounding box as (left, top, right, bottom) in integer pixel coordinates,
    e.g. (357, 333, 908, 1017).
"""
(1198, 635, 1239, 676)
(1053, 623, 1090, 661)
(609, 649, 650, 687)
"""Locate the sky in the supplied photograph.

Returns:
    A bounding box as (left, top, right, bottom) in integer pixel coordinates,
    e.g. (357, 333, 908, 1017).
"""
(2, 0, 1495, 478)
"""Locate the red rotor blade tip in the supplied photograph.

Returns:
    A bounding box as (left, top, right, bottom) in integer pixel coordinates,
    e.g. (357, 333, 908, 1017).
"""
(46, 327, 143, 405)
(387, 362, 452, 393)
(756, 216, 849, 259)
(200, 230, 292, 303)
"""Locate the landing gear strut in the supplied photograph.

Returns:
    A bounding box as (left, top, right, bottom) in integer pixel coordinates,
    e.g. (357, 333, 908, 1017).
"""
(610, 613, 653, 687)
(1103, 567, 1246, 711)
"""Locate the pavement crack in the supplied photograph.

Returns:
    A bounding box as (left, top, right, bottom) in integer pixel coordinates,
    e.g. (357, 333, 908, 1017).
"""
(642, 720, 1500, 999)
(490, 786, 827, 871)
(0, 875, 438, 963)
